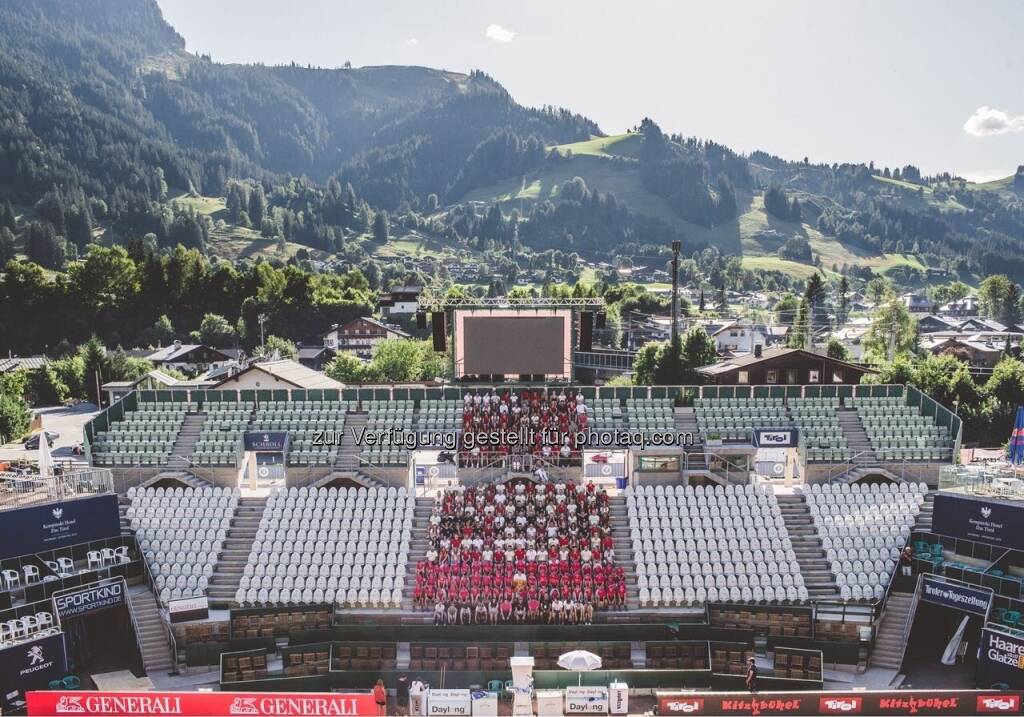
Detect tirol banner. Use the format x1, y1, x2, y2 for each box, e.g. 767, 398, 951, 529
932, 493, 1024, 551
920, 575, 993, 616
52, 577, 127, 621
754, 428, 799, 448
1, 633, 68, 712
26, 691, 379, 716
978, 627, 1024, 690
0, 494, 120, 560
243, 431, 289, 452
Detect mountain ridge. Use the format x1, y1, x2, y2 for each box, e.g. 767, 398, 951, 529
1, 0, 1023, 283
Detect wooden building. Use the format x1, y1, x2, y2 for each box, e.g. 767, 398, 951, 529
696, 347, 876, 386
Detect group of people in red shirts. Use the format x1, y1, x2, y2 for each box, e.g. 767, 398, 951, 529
413, 480, 626, 624
458, 389, 590, 467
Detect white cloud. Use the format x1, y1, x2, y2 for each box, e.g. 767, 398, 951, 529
405, 38, 418, 47
485, 24, 516, 43
963, 106, 1024, 137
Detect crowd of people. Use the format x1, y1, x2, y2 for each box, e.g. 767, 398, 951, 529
459, 389, 590, 467
413, 480, 625, 624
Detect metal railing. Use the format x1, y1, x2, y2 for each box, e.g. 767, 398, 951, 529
139, 547, 180, 675
939, 464, 1024, 499
0, 468, 114, 511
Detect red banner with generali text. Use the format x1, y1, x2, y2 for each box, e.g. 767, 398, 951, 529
26, 691, 378, 716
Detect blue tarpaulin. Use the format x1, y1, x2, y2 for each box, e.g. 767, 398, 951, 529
1008, 406, 1024, 465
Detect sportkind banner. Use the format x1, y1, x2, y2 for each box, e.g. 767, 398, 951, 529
977, 627, 1024, 690
932, 493, 1024, 551
53, 577, 127, 620
26, 691, 378, 716
920, 575, 992, 616
0, 494, 120, 560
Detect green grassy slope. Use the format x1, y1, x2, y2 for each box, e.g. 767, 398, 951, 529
463, 138, 930, 275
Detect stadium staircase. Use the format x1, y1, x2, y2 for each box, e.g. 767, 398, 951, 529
836, 408, 879, 464
868, 591, 914, 670
401, 496, 436, 620
168, 412, 206, 470
610, 495, 641, 610
914, 493, 934, 531
333, 412, 364, 472
675, 407, 707, 471
322, 412, 385, 488
776, 494, 839, 599
206, 496, 267, 608
127, 583, 174, 675
118, 500, 132, 534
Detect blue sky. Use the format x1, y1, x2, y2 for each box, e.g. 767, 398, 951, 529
157, 0, 1024, 181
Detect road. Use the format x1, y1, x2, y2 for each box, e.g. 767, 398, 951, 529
0, 402, 99, 465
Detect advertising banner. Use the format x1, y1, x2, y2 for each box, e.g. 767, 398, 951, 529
53, 578, 127, 621
1, 633, 68, 712
650, 690, 1024, 716
244, 431, 289, 452
0, 494, 120, 560
426, 689, 472, 716
754, 429, 799, 448
920, 575, 992, 616
978, 627, 1024, 690
564, 686, 609, 714
168, 594, 210, 623
26, 691, 378, 716
932, 493, 1024, 551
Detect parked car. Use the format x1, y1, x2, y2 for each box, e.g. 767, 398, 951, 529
24, 431, 59, 450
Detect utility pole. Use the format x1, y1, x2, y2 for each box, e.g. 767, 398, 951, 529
258, 313, 267, 354
670, 240, 681, 343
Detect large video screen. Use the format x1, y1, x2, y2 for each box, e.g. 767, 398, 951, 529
455, 309, 571, 377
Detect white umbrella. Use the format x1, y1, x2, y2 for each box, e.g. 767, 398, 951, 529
37, 433, 53, 479
557, 650, 602, 685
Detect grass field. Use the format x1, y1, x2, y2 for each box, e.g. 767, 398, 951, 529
869, 176, 968, 213
550, 133, 642, 159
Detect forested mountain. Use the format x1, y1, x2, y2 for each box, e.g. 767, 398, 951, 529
2, 0, 1024, 311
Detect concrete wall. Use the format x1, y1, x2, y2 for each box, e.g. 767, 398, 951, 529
803, 461, 946, 487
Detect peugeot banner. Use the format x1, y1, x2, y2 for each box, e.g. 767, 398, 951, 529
0, 494, 120, 560
932, 493, 1024, 551
920, 575, 992, 617
977, 627, 1024, 689
1, 632, 68, 712
52, 578, 127, 621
